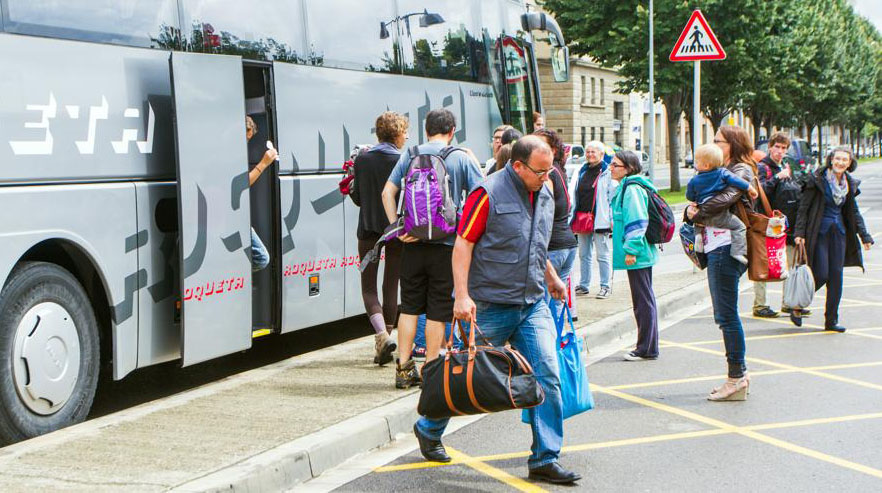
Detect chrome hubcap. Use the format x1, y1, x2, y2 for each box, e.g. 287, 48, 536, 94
12, 303, 81, 415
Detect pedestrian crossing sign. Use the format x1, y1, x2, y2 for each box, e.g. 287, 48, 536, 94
669, 10, 726, 62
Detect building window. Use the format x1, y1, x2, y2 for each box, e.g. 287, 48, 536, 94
580, 127, 586, 147
590, 127, 596, 141
702, 123, 708, 144
580, 76, 587, 104
590, 78, 596, 105
613, 101, 624, 121
600, 79, 605, 105
600, 127, 605, 143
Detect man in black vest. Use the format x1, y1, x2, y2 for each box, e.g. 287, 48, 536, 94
412, 136, 581, 484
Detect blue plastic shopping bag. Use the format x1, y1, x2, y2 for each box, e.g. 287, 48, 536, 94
522, 302, 594, 423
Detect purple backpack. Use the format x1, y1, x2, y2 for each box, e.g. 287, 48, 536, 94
399, 145, 460, 240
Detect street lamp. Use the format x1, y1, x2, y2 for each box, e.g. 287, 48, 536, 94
380, 9, 445, 39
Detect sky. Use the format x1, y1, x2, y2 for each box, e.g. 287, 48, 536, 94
849, 0, 882, 33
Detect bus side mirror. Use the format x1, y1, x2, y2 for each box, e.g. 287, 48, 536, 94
551, 45, 569, 82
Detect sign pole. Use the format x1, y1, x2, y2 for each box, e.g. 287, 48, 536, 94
648, 0, 655, 183
693, 60, 700, 159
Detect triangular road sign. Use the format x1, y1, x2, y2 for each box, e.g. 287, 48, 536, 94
669, 10, 726, 62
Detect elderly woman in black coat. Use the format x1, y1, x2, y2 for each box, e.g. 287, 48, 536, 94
793, 146, 874, 332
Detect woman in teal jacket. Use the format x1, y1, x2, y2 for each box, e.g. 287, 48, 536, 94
610, 151, 660, 361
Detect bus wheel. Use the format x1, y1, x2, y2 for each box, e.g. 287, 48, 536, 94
0, 262, 100, 444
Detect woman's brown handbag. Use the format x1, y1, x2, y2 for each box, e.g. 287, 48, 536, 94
736, 177, 789, 282
417, 320, 545, 420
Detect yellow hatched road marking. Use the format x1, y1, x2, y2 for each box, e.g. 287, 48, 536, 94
678, 329, 835, 346
376, 410, 882, 474
594, 385, 882, 480
606, 360, 882, 391
660, 340, 882, 392
446, 447, 547, 493
850, 331, 882, 341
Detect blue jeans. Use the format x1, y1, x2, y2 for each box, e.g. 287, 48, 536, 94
577, 232, 612, 290
414, 315, 459, 349
547, 247, 577, 313
250, 228, 270, 272
416, 300, 563, 468
706, 245, 748, 378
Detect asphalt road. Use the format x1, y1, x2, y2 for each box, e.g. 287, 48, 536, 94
332, 161, 882, 492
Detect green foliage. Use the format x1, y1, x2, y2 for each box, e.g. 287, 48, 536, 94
541, 0, 882, 173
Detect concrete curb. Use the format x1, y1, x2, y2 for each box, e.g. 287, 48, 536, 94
174, 277, 713, 492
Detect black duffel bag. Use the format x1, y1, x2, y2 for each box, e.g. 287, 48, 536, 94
417, 320, 545, 420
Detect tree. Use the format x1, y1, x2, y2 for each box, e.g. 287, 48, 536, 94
543, 0, 697, 190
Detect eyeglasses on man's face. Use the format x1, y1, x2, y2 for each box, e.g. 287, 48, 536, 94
519, 160, 552, 177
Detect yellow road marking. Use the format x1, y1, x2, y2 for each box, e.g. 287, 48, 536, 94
376, 410, 882, 474
850, 331, 882, 341
607, 361, 882, 391
679, 329, 835, 347
446, 447, 547, 493
594, 385, 882, 480
660, 340, 882, 392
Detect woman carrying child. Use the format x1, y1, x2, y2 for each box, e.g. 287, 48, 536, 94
686, 126, 756, 401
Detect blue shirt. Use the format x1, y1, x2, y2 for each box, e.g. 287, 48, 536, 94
387, 141, 483, 246
820, 179, 846, 235
686, 168, 751, 204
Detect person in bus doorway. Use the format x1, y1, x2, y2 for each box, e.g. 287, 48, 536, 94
793, 147, 874, 332
484, 124, 513, 175
381, 109, 483, 389
350, 111, 409, 366
534, 129, 577, 316
414, 136, 581, 484
609, 151, 660, 361
571, 140, 614, 299
245, 116, 277, 272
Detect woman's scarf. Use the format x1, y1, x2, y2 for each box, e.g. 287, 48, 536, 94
825, 168, 849, 206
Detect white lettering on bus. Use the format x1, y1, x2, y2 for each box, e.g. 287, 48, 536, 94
9, 93, 156, 156
8, 92, 57, 155
75, 96, 109, 155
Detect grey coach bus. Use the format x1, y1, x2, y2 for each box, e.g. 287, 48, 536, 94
0, 0, 568, 443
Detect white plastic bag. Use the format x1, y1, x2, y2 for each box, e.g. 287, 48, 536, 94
783, 245, 815, 310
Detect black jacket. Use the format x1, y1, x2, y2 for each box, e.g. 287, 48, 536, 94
794, 169, 873, 269
351, 148, 399, 240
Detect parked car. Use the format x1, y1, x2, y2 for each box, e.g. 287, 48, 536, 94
684, 151, 694, 168
756, 138, 816, 174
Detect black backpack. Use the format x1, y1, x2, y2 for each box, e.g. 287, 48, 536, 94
620, 181, 676, 245
772, 178, 802, 234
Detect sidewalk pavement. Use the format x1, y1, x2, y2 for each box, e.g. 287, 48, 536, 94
0, 269, 710, 493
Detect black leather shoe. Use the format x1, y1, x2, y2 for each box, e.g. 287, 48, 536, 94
528, 462, 582, 484
789, 312, 803, 327
825, 325, 846, 333
413, 424, 451, 462
753, 307, 779, 318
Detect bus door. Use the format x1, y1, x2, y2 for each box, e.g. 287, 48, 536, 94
169, 52, 252, 366
243, 61, 281, 335
492, 35, 537, 133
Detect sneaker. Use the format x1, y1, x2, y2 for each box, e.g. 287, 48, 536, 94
752, 306, 779, 318
395, 358, 421, 389
373, 333, 397, 366
595, 287, 611, 299
411, 345, 427, 362
623, 350, 657, 361
574, 286, 590, 296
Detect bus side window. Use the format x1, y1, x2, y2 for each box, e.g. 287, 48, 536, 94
179, 0, 305, 62
2, 0, 179, 49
